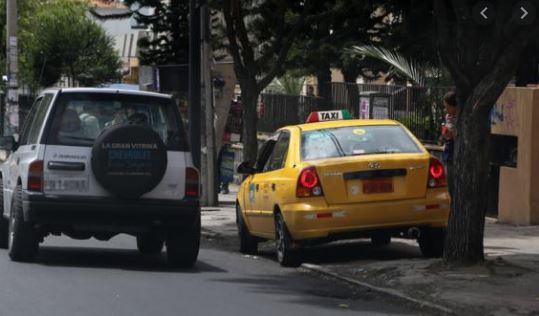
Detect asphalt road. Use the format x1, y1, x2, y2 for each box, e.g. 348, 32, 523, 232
0, 234, 425, 316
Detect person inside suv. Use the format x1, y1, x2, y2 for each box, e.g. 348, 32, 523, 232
57, 109, 83, 141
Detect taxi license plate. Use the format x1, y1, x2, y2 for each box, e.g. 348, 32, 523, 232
45, 177, 89, 193
363, 178, 393, 194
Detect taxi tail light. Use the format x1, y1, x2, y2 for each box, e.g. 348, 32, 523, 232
28, 160, 44, 192
296, 167, 324, 198
428, 157, 447, 188
185, 167, 200, 198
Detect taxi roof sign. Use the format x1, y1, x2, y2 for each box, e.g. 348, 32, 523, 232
306, 110, 353, 123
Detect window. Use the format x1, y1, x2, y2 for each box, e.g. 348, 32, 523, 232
25, 94, 54, 145
46, 93, 188, 151
19, 97, 42, 146
19, 94, 53, 146
301, 125, 422, 161
255, 140, 276, 173
263, 131, 290, 172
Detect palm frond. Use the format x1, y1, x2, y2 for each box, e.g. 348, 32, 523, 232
348, 45, 426, 86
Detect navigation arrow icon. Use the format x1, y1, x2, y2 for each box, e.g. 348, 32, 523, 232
513, 1, 535, 25
481, 7, 489, 19
521, 7, 529, 19
473, 2, 495, 25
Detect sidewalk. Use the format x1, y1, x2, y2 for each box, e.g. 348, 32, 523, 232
201, 192, 539, 315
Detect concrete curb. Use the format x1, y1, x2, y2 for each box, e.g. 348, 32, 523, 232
301, 263, 455, 315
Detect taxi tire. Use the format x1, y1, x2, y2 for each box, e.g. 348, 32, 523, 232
166, 217, 200, 268
418, 227, 445, 258
8, 185, 39, 262
236, 204, 258, 255
136, 233, 164, 255
371, 234, 391, 246
275, 212, 300, 267
0, 179, 9, 249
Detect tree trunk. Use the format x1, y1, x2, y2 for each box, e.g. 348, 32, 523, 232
444, 99, 492, 264
241, 89, 259, 164
343, 70, 360, 117
316, 66, 332, 110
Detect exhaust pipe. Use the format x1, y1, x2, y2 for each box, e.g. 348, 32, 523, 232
407, 227, 421, 239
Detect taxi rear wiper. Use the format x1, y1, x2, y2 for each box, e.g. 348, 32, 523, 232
325, 131, 345, 157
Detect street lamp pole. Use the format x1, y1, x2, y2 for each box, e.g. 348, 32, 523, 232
5, 0, 18, 136
188, 0, 201, 169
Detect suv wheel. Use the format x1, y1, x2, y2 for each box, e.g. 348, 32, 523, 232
8, 185, 39, 262
166, 217, 200, 268
418, 227, 445, 258
275, 212, 300, 267
136, 233, 164, 255
236, 204, 258, 255
0, 179, 9, 249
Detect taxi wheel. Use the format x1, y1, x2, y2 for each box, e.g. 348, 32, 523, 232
236, 204, 258, 255
371, 234, 391, 246
136, 233, 164, 255
418, 227, 445, 258
166, 217, 200, 268
275, 212, 300, 267
8, 185, 39, 262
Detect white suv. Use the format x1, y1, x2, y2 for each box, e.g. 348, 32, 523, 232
0, 88, 200, 267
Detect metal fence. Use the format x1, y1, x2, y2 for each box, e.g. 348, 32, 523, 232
258, 83, 453, 143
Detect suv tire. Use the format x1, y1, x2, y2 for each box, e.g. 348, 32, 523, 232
236, 204, 258, 255
418, 227, 445, 258
0, 179, 9, 249
166, 217, 200, 268
8, 185, 39, 262
91, 124, 168, 198
136, 233, 164, 255
275, 212, 300, 267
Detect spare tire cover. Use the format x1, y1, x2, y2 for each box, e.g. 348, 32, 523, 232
91, 124, 168, 198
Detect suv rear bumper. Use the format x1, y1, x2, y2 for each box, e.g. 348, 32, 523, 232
22, 192, 199, 230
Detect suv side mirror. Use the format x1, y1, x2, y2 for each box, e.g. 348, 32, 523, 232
0, 136, 17, 152
237, 161, 256, 175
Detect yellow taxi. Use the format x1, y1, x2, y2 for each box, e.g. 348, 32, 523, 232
236, 110, 450, 266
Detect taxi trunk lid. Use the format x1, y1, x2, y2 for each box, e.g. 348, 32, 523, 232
312, 154, 430, 205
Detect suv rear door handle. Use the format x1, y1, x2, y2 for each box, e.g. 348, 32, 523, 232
48, 161, 85, 171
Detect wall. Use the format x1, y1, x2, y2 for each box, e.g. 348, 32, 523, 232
492, 87, 539, 225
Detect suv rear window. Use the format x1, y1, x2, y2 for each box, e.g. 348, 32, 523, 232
301, 125, 422, 161
46, 92, 188, 150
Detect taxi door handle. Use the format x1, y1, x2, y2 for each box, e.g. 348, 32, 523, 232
271, 183, 276, 191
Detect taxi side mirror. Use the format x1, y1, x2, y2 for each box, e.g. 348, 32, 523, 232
237, 161, 256, 175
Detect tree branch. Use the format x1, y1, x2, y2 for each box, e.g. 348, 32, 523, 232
257, 0, 311, 92
434, 0, 471, 94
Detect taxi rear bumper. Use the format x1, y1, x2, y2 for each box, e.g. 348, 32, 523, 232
281, 189, 449, 240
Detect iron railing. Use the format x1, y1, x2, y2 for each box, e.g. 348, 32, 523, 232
258, 83, 453, 143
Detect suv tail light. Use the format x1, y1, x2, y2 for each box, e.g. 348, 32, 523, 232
28, 160, 44, 192
185, 167, 199, 198
428, 157, 447, 188
296, 167, 324, 198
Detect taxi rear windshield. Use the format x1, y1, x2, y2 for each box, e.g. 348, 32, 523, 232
46, 92, 188, 150
301, 125, 422, 161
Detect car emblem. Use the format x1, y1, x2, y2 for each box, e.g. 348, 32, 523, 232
368, 162, 382, 169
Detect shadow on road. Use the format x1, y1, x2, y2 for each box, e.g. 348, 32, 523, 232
247, 239, 423, 266
35, 246, 227, 273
